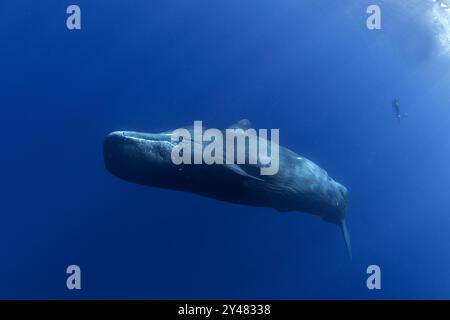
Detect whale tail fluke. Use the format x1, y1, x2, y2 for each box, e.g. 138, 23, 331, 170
340, 219, 352, 260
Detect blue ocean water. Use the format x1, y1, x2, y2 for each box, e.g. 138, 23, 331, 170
1, 0, 450, 299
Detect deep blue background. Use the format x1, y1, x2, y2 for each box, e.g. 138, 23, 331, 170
1, 0, 450, 298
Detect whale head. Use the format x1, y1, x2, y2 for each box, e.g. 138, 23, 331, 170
103, 131, 181, 188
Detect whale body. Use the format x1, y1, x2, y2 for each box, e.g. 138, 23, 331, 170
103, 119, 351, 258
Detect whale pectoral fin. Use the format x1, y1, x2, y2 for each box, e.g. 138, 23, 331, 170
339, 219, 352, 260
226, 164, 264, 181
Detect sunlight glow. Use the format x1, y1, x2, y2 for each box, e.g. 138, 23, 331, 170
430, 0, 450, 54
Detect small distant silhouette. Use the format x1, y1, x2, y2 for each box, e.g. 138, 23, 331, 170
392, 99, 408, 121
